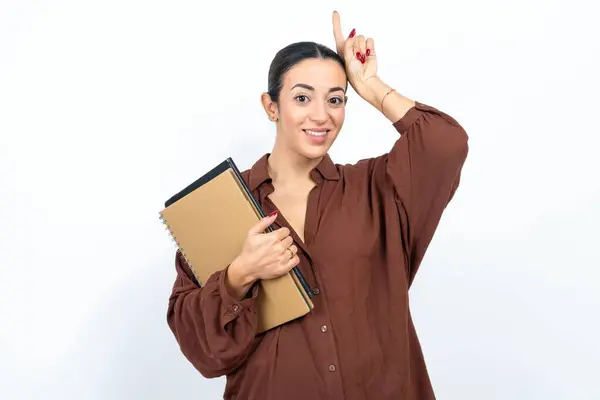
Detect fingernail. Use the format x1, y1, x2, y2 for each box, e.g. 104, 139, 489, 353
349, 28, 356, 38
356, 51, 361, 59
359, 54, 366, 63
366, 49, 371, 57
268, 210, 278, 217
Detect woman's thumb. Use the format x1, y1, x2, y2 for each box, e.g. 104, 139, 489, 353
248, 210, 278, 235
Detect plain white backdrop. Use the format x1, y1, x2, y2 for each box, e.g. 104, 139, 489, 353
1, 0, 599, 399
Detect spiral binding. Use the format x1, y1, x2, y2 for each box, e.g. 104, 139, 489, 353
159, 212, 195, 276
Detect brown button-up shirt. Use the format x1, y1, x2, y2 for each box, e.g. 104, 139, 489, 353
167, 102, 469, 399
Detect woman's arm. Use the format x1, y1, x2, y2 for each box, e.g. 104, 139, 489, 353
167, 251, 260, 378
332, 13, 469, 282
383, 101, 469, 283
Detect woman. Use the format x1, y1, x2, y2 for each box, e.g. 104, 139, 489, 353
167, 11, 468, 400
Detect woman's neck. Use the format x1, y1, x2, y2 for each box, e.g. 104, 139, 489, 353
267, 146, 321, 189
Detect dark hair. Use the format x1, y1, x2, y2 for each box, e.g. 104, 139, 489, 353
267, 41, 346, 103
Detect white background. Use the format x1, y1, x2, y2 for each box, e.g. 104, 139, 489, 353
1, 0, 599, 399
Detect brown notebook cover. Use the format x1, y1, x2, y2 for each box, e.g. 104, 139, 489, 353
159, 158, 314, 333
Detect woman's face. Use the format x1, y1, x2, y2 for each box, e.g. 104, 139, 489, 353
271, 58, 347, 160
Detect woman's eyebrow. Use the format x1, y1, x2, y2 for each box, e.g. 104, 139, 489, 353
290, 83, 346, 93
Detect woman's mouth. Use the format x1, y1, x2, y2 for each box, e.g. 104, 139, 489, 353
303, 129, 329, 144
303, 129, 328, 137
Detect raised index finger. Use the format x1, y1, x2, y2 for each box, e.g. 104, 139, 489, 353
332, 10, 345, 53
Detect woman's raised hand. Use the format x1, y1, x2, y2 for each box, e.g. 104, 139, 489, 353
332, 10, 379, 101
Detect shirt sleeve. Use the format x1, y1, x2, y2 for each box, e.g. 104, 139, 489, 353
385, 102, 469, 283
166, 250, 261, 378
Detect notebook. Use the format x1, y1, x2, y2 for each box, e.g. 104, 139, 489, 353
159, 158, 314, 333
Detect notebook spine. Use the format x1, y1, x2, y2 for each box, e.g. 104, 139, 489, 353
159, 212, 195, 276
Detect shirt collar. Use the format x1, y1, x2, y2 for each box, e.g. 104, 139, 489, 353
248, 153, 340, 191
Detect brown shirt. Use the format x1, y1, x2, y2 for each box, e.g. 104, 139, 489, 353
167, 102, 469, 400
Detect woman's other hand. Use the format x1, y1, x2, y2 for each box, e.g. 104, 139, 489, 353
225, 212, 299, 299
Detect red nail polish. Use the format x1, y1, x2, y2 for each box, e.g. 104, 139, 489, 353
349, 28, 356, 38
356, 51, 361, 59
366, 49, 371, 57
359, 54, 365, 63
268, 210, 278, 217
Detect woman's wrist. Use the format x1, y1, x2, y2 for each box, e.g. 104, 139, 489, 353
225, 255, 257, 300
363, 76, 391, 106
363, 76, 416, 122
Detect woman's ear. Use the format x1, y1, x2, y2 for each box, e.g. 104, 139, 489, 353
261, 92, 278, 122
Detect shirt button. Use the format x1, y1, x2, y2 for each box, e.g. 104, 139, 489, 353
313, 288, 320, 295
321, 325, 328, 333
232, 304, 240, 312
328, 364, 336, 372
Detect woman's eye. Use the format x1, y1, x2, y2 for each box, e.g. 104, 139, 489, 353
295, 95, 308, 102
330, 97, 343, 105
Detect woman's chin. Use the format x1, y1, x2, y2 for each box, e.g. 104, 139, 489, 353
296, 135, 336, 159
297, 145, 331, 160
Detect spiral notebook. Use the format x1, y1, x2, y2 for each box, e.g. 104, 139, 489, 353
159, 158, 314, 333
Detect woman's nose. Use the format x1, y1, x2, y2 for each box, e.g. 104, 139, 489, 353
309, 101, 328, 122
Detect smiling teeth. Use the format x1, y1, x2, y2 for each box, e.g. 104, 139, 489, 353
306, 130, 327, 137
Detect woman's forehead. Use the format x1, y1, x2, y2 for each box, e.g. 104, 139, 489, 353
282, 58, 347, 90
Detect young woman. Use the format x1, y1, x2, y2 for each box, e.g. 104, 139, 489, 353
167, 11, 469, 400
